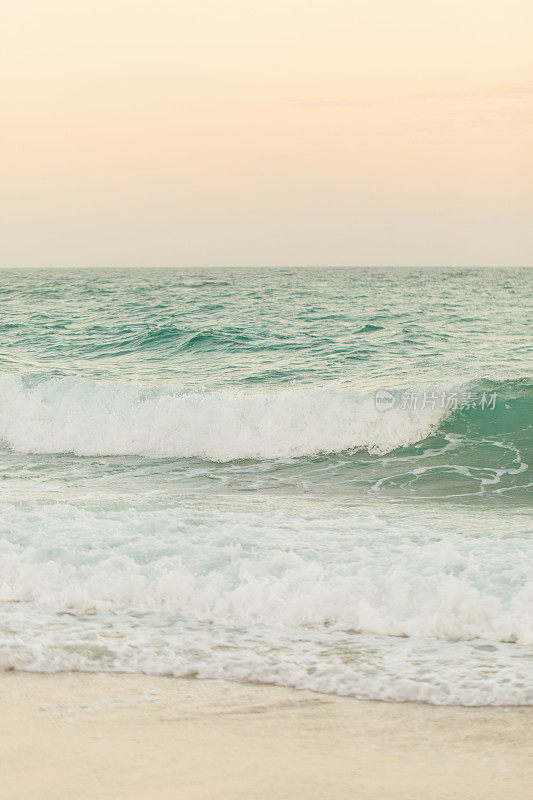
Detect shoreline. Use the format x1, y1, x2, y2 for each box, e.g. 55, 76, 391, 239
1, 672, 531, 799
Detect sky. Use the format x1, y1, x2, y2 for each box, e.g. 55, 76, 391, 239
1, 0, 532, 267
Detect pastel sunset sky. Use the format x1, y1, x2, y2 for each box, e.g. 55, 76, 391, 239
2, 0, 532, 267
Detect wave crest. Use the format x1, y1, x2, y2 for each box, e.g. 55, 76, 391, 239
0, 373, 530, 462
0, 373, 447, 460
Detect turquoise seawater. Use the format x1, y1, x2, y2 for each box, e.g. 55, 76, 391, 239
0, 268, 531, 704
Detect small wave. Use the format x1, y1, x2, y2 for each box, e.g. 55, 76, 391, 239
181, 330, 252, 351
180, 279, 231, 288
355, 324, 384, 333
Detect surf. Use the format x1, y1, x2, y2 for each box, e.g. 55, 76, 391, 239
0, 372, 529, 463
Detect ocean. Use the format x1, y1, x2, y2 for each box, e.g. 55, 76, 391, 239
0, 267, 531, 705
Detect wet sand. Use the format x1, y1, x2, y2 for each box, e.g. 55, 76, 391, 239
1, 672, 531, 800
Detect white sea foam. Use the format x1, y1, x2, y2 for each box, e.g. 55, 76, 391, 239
1, 502, 530, 644
0, 498, 531, 704
0, 373, 446, 460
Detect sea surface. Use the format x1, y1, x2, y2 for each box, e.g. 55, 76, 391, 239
0, 267, 531, 705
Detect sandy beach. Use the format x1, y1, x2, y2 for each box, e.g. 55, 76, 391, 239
1, 673, 531, 800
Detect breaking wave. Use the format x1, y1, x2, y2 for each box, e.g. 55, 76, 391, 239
0, 499, 531, 704
0, 373, 529, 463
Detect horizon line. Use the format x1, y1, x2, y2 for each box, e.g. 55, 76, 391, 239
1, 264, 531, 271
